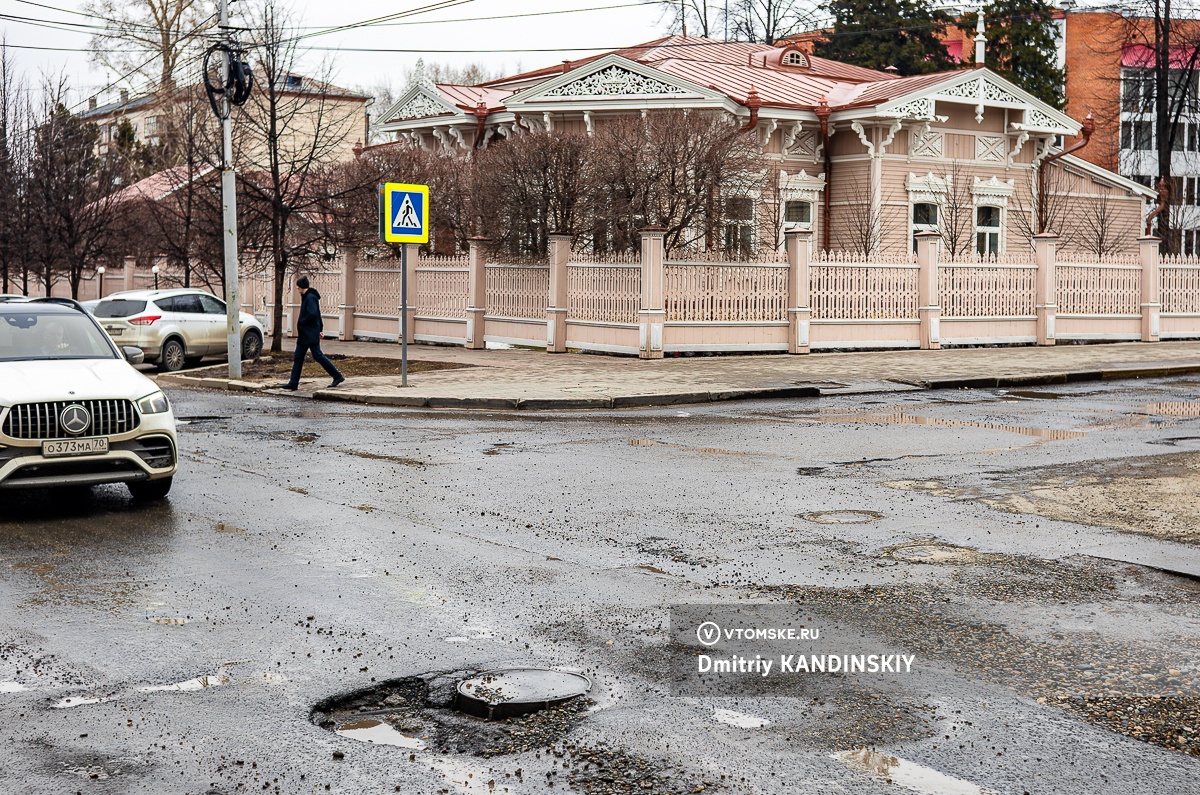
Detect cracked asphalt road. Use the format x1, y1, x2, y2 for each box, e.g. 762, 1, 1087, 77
2, 378, 1199, 794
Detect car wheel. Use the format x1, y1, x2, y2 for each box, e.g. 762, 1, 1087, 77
158, 339, 186, 372
128, 477, 172, 501
241, 329, 263, 361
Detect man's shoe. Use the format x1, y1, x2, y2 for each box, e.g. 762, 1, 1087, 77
330, 376, 345, 388
278, 383, 299, 391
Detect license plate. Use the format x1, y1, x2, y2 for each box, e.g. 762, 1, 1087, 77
42, 438, 109, 457
105, 326, 123, 336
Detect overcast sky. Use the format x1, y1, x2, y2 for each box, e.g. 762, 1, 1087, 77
1, 0, 678, 103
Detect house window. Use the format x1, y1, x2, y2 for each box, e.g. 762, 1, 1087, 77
145, 116, 158, 136
1121, 68, 1155, 113
784, 200, 811, 226
724, 197, 755, 257
976, 205, 1002, 256
912, 202, 938, 252
781, 50, 809, 67
1120, 121, 1153, 151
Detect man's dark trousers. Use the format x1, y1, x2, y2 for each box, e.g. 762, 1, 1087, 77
287, 287, 343, 388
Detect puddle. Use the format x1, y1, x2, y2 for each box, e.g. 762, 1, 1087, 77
833, 748, 994, 795
1139, 401, 1200, 418
804, 408, 1086, 442
147, 616, 189, 626
885, 542, 983, 564
1153, 436, 1200, 449
800, 510, 883, 524
444, 626, 493, 643
0, 681, 28, 693
53, 695, 112, 708
712, 708, 770, 728
1005, 390, 1068, 400
138, 673, 230, 692
335, 718, 425, 749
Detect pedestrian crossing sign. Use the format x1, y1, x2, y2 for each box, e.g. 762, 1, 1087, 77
380, 182, 429, 244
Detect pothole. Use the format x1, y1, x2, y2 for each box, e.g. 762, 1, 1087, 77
884, 542, 981, 564
312, 670, 594, 757
800, 510, 883, 524
832, 748, 992, 795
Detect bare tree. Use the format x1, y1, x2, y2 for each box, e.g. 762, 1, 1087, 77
0, 40, 20, 293
1010, 163, 1071, 252
723, 0, 820, 44
85, 0, 213, 90
588, 110, 763, 254
235, 0, 371, 353
832, 173, 901, 255
932, 161, 975, 260
642, 1, 718, 37
1092, 5, 1200, 251
1066, 185, 1139, 257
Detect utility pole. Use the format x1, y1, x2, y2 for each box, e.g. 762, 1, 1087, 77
219, 0, 241, 378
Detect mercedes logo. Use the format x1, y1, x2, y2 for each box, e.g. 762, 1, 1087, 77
59, 404, 91, 436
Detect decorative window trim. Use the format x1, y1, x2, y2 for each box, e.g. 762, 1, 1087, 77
971, 175, 1016, 208
906, 171, 950, 205
974, 203, 1005, 256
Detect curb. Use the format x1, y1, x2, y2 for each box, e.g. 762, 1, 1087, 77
161, 361, 1200, 411
921, 362, 1200, 390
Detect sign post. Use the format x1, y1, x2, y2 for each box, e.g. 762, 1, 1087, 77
379, 182, 430, 387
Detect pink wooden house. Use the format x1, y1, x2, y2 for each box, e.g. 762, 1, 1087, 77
374, 36, 1153, 258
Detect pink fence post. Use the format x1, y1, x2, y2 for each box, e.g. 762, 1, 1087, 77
401, 244, 418, 345
547, 233, 571, 352
466, 237, 491, 350
638, 227, 666, 359
786, 229, 812, 354
340, 247, 358, 341
915, 231, 941, 350
122, 256, 136, 292
1034, 233, 1058, 346
1140, 235, 1161, 342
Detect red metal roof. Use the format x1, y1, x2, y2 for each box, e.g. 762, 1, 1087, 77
413, 36, 970, 118
437, 84, 512, 112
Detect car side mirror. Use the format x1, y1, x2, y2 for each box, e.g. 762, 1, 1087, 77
122, 346, 145, 365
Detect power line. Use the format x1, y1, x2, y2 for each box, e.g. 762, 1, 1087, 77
284, 2, 651, 31
289, 0, 478, 42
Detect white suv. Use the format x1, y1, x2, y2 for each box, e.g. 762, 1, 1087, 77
0, 298, 178, 499
94, 288, 264, 372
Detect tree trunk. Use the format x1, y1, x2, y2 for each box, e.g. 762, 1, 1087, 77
1156, 0, 1176, 250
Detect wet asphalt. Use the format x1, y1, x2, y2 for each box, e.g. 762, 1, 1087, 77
2, 377, 1200, 794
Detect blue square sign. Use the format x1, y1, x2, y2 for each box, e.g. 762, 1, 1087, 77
381, 182, 429, 244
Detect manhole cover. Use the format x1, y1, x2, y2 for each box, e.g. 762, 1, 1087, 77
886, 542, 977, 563
456, 668, 591, 719
799, 510, 882, 524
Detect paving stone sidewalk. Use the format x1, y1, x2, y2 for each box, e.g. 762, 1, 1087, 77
156, 339, 1200, 409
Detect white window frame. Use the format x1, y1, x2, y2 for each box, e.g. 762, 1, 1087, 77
975, 205, 1003, 257
778, 169, 825, 248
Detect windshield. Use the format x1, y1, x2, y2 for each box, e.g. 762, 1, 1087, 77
94, 299, 147, 318
0, 311, 118, 362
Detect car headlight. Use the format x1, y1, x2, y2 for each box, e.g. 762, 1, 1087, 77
137, 391, 170, 415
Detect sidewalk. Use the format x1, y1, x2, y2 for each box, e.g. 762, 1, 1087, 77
157, 339, 1200, 410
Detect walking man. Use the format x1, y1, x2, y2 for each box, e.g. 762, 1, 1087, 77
282, 276, 345, 390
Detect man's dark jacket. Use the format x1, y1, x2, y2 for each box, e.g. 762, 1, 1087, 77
297, 288, 324, 344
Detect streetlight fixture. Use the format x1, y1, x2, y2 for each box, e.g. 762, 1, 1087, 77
152, 264, 160, 290
96, 266, 105, 299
